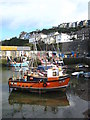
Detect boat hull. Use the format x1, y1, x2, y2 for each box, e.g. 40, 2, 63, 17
8, 76, 70, 93
8, 61, 29, 67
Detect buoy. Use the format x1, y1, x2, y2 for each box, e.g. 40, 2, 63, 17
43, 82, 47, 87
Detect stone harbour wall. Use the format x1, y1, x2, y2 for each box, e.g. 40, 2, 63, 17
62, 39, 90, 56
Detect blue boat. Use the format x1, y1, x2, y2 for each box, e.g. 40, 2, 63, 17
7, 56, 29, 67
8, 61, 29, 67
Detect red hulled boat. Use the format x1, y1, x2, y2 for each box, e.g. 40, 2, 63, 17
8, 65, 70, 93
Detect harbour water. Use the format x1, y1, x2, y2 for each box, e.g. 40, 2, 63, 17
0, 66, 90, 119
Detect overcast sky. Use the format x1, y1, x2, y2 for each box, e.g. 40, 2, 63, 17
0, 0, 89, 40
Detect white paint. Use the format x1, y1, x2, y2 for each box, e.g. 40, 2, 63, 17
6, 51, 11, 57
47, 69, 53, 77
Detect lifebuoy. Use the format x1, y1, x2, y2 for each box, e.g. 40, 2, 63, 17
43, 82, 47, 87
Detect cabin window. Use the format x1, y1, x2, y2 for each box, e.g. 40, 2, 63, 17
53, 72, 56, 76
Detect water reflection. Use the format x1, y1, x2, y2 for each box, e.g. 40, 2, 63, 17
8, 91, 69, 116
8, 90, 69, 106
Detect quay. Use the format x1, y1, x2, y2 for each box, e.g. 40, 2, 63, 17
0, 46, 90, 66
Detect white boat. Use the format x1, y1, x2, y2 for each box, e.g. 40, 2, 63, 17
72, 71, 84, 76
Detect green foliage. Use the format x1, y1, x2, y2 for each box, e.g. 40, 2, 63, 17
40, 27, 80, 35
2, 37, 29, 46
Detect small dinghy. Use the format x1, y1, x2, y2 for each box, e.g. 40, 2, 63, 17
72, 71, 84, 76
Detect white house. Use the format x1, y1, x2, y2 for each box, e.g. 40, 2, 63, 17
29, 33, 39, 43
69, 22, 72, 28
45, 32, 71, 44
29, 37, 35, 43
72, 22, 76, 28
61, 33, 71, 43
29, 33, 47, 43
55, 33, 71, 43
29, 31, 72, 44
19, 32, 27, 39
45, 36, 55, 44
83, 20, 88, 26
40, 33, 47, 42
29, 33, 35, 43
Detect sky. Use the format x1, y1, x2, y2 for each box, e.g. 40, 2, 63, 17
0, 0, 89, 40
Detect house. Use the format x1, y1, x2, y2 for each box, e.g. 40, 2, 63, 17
78, 21, 84, 27
45, 36, 55, 44
83, 20, 88, 27
60, 33, 71, 43
19, 31, 27, 39
63, 23, 67, 28
29, 33, 47, 43
29, 33, 35, 43
55, 32, 71, 43
76, 28, 90, 40
87, 20, 90, 26
66, 23, 69, 28
68, 22, 72, 28
72, 22, 78, 28
58, 23, 65, 28
70, 34, 77, 40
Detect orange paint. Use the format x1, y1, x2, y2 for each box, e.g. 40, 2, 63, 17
9, 77, 70, 91
48, 77, 59, 81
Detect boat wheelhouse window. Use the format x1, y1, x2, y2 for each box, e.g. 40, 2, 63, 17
53, 72, 57, 76
37, 65, 52, 71
53, 70, 59, 76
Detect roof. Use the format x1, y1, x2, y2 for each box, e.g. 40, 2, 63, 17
37, 65, 52, 71
54, 32, 59, 36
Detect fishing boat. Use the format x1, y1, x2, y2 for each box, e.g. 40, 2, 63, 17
8, 64, 70, 93
72, 71, 84, 76
8, 33, 70, 93
9, 61, 29, 67
38, 51, 67, 70
15, 66, 29, 72
72, 71, 90, 78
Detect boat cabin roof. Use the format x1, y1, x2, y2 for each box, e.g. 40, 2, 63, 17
37, 65, 52, 71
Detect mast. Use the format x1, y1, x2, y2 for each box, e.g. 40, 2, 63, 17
31, 32, 37, 68
45, 35, 48, 71
55, 32, 60, 60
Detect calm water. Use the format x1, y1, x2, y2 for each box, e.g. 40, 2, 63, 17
0, 66, 90, 119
